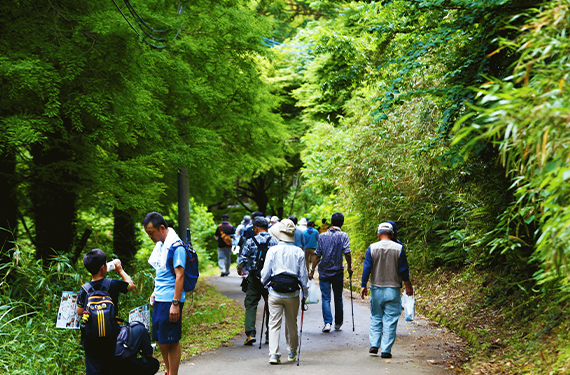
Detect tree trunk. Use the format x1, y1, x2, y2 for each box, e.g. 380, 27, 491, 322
30, 132, 77, 262
0, 151, 18, 271
178, 166, 190, 241
113, 208, 139, 270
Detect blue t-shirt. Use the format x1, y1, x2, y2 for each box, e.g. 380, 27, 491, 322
154, 245, 186, 303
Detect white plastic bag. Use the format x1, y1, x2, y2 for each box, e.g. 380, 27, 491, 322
306, 280, 320, 304
402, 288, 415, 321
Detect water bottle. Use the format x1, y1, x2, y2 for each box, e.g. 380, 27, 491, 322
106, 261, 115, 271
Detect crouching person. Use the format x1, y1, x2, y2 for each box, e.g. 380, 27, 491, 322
115, 322, 159, 375
261, 219, 308, 364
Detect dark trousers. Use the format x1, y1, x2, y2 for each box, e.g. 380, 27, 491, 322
84, 336, 116, 375
115, 356, 160, 375
244, 275, 269, 336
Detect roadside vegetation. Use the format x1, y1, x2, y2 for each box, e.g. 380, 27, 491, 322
2, 1, 570, 374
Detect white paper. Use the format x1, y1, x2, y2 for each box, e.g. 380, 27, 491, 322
55, 291, 81, 329
129, 304, 151, 331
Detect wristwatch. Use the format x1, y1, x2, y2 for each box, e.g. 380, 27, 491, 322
172, 299, 179, 306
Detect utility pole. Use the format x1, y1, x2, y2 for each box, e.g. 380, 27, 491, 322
178, 166, 190, 240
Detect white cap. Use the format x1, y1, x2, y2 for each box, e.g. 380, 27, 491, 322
378, 222, 394, 234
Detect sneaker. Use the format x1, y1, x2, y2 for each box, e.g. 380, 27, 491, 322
334, 323, 343, 331
369, 347, 379, 355
322, 323, 332, 332
244, 335, 256, 345
381, 352, 392, 358
269, 354, 281, 364
288, 352, 297, 362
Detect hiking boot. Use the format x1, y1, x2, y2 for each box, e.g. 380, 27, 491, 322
381, 352, 392, 358
244, 335, 256, 345
369, 347, 379, 355
269, 354, 281, 364
322, 323, 331, 332
334, 323, 343, 331
288, 352, 297, 362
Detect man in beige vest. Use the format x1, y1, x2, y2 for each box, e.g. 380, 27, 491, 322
360, 222, 413, 358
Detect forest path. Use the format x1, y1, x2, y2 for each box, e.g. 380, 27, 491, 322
175, 270, 461, 375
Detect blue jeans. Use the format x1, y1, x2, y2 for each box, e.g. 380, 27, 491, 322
319, 273, 344, 325
369, 286, 401, 353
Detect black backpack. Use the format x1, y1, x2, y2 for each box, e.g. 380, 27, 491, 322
81, 278, 120, 339
250, 235, 272, 276
115, 321, 147, 360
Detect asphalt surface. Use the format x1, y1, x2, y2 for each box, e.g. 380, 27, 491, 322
175, 270, 457, 375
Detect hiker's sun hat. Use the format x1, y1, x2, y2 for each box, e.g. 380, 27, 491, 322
269, 219, 296, 242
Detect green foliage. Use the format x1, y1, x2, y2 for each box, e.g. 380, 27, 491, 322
189, 199, 217, 267
0, 0, 290, 260
0, 244, 154, 374
453, 0, 570, 283
281, 0, 539, 274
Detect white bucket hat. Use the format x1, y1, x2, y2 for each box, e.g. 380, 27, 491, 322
269, 219, 296, 242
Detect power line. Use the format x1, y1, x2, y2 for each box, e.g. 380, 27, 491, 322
111, 0, 183, 49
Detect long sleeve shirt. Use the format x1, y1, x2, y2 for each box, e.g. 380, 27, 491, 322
260, 242, 309, 298
361, 239, 409, 288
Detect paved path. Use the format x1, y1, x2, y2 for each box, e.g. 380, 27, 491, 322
176, 271, 459, 375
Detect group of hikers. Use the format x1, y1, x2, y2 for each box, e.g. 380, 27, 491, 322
216, 211, 413, 364
75, 210, 412, 375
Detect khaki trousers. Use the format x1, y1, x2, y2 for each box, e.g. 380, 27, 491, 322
268, 294, 300, 357
304, 248, 316, 272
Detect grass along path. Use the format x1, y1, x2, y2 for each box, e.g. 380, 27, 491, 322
154, 275, 245, 369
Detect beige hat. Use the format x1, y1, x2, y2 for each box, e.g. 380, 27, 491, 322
269, 219, 296, 242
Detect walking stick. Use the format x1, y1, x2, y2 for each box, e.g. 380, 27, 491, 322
259, 297, 267, 349
298, 295, 308, 366
350, 273, 354, 332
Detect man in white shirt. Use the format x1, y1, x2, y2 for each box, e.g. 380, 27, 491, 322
261, 219, 308, 365
143, 212, 186, 375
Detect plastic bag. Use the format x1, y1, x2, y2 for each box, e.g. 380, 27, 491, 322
402, 288, 415, 321
306, 280, 320, 304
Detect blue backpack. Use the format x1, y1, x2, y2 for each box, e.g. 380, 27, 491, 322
166, 230, 199, 292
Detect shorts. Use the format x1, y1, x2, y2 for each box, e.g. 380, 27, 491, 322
152, 301, 184, 344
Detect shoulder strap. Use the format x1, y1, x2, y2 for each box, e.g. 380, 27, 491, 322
82, 282, 93, 294
171, 240, 185, 249
251, 236, 260, 247
101, 278, 112, 292
264, 236, 272, 245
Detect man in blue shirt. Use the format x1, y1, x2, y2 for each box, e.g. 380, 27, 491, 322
360, 222, 413, 359
287, 216, 306, 251
309, 212, 352, 332
143, 212, 186, 375
303, 220, 319, 272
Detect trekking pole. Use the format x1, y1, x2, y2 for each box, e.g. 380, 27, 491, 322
259, 297, 267, 349
298, 300, 307, 366
350, 273, 354, 332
